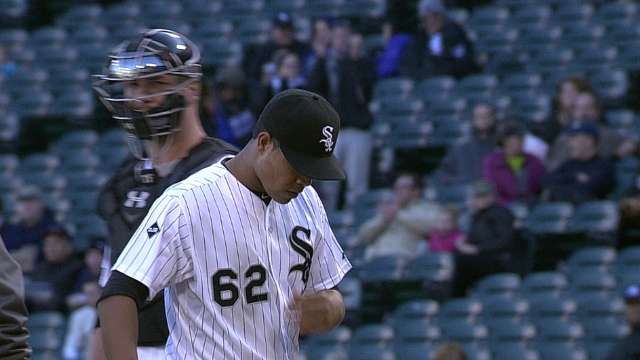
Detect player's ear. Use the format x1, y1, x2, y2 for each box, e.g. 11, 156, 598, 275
255, 132, 275, 154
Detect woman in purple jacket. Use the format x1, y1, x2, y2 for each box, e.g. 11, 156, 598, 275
483, 122, 547, 205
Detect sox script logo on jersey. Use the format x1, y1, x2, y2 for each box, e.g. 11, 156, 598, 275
112, 158, 351, 360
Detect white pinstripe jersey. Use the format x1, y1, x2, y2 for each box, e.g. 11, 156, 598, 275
112, 157, 352, 360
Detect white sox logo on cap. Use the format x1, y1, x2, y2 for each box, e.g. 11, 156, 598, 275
319, 126, 334, 152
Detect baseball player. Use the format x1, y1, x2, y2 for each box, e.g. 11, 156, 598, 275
89, 29, 236, 359
98, 89, 351, 359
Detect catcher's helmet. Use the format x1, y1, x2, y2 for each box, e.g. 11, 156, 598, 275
93, 29, 202, 140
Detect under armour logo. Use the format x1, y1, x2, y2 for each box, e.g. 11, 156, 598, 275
124, 191, 150, 208
319, 126, 334, 153
289, 226, 313, 285
147, 222, 160, 238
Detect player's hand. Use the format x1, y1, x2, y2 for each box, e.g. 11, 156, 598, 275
292, 290, 345, 336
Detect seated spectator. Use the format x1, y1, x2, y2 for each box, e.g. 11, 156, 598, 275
202, 67, 256, 148
538, 76, 593, 143
543, 123, 615, 203
376, 18, 413, 78
428, 207, 464, 253
453, 181, 515, 297
252, 50, 307, 114
63, 281, 100, 360
434, 103, 495, 184
309, 20, 376, 209
1, 186, 60, 272
27, 228, 83, 313
400, 0, 479, 79
547, 91, 637, 170
357, 173, 441, 260
605, 284, 640, 359
244, 12, 310, 82
483, 122, 547, 205
66, 242, 103, 310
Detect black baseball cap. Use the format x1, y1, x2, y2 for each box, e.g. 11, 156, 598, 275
255, 89, 345, 181
273, 12, 294, 29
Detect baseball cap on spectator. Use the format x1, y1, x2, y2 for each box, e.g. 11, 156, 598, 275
472, 180, 495, 197
624, 284, 640, 303
273, 12, 294, 29
17, 186, 42, 201
565, 122, 599, 141
44, 226, 71, 240
418, 0, 446, 15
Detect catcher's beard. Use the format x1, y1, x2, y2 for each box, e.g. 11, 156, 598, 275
126, 130, 179, 165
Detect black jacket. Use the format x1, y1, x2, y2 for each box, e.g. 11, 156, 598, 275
0, 238, 30, 359
543, 156, 615, 203
606, 327, 640, 360
244, 40, 310, 81
308, 55, 376, 130
468, 204, 515, 255
400, 19, 479, 79
97, 138, 237, 346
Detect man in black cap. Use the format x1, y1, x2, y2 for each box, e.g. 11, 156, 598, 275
543, 122, 615, 203
97, 89, 351, 359
606, 284, 640, 359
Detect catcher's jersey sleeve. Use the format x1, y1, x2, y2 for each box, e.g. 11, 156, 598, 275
112, 191, 193, 300
305, 192, 351, 294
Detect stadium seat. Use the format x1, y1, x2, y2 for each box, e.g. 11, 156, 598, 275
236, 18, 272, 44
349, 347, 395, 360
481, 297, 529, 321
468, 5, 510, 28
524, 202, 573, 234
492, 345, 539, 360
535, 319, 584, 343
0, 28, 28, 48
305, 343, 347, 360
522, 272, 568, 298
511, 93, 551, 123
392, 300, 439, 322
592, 68, 628, 102
49, 92, 95, 119
439, 298, 483, 323
619, 46, 640, 70
502, 73, 543, 94
431, 183, 471, 206
0, 154, 18, 175
19, 153, 60, 175
27, 311, 65, 330
415, 76, 455, 102
430, 121, 470, 146
576, 294, 624, 322
534, 342, 587, 360
487, 319, 536, 343
404, 252, 454, 282
555, 3, 593, 25
307, 326, 351, 347
25, 174, 67, 196
371, 98, 424, 117
373, 78, 414, 100
607, 23, 640, 48
200, 38, 242, 67
582, 319, 629, 360
357, 255, 407, 282
569, 271, 617, 297
394, 319, 441, 344
52, 130, 99, 152
596, 2, 638, 26
440, 320, 489, 346
528, 295, 576, 321
0, 112, 19, 143
616, 246, 640, 272
606, 109, 636, 129
568, 201, 618, 233
394, 341, 434, 360
30, 26, 67, 47
474, 273, 521, 298
565, 246, 616, 272
350, 324, 394, 348
56, 4, 103, 30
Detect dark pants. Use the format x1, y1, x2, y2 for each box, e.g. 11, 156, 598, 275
453, 252, 507, 297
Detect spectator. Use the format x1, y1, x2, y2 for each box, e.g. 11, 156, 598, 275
376, 18, 414, 78
252, 50, 307, 114
433, 342, 468, 360
63, 281, 100, 360
544, 123, 615, 202
304, 17, 334, 77
357, 173, 441, 260
1, 186, 60, 272
309, 21, 376, 209
202, 66, 256, 148
0, 46, 17, 78
483, 122, 547, 205
453, 181, 515, 296
66, 243, 103, 310
28, 228, 83, 313
434, 103, 495, 184
0, 236, 30, 360
546, 91, 636, 170
244, 12, 310, 82
543, 122, 615, 203
605, 284, 640, 359
539, 76, 593, 143
400, 0, 479, 79
428, 206, 465, 253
